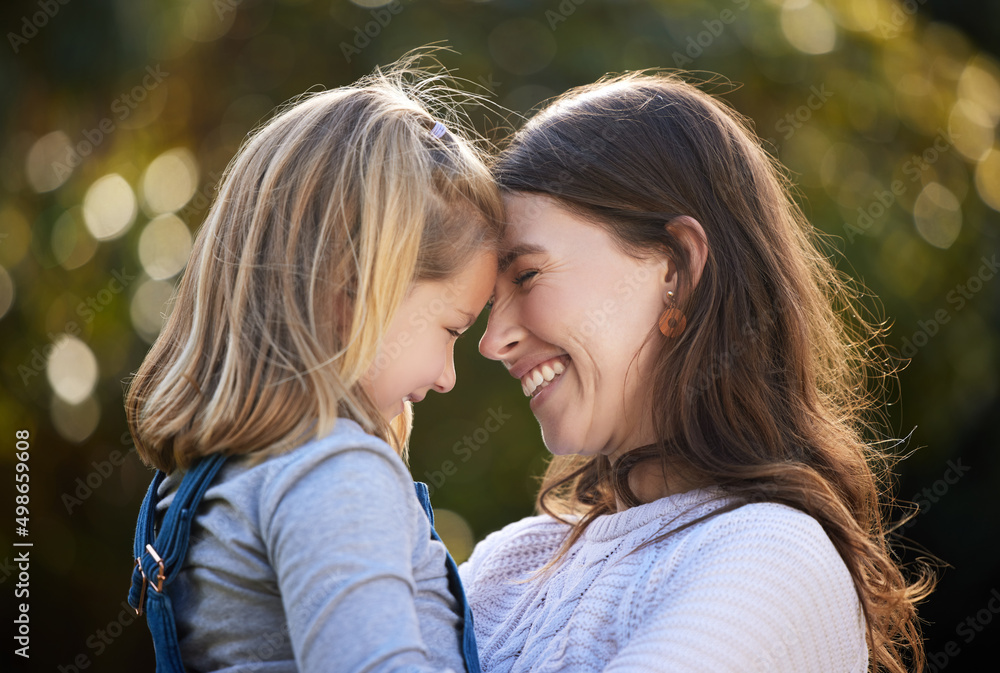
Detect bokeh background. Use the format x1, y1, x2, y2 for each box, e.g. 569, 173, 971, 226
2, 0, 999, 670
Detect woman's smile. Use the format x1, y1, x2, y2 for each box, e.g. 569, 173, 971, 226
515, 354, 569, 398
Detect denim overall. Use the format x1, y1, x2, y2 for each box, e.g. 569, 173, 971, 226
127, 455, 481, 673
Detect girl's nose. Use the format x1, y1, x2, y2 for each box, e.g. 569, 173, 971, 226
433, 347, 457, 393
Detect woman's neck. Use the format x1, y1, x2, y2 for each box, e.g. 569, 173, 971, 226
611, 455, 706, 512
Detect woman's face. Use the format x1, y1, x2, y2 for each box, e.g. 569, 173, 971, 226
367, 251, 497, 421
479, 194, 671, 461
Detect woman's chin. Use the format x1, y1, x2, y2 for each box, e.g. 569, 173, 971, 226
540, 427, 591, 457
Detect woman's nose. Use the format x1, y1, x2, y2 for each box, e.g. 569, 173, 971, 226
478, 298, 521, 362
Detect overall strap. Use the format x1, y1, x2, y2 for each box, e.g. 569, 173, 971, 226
413, 482, 482, 673
128, 454, 228, 614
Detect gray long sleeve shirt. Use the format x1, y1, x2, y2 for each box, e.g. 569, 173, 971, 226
155, 418, 465, 673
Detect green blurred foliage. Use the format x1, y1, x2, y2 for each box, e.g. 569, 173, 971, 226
1, 0, 998, 670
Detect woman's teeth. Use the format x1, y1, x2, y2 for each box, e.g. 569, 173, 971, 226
521, 360, 566, 397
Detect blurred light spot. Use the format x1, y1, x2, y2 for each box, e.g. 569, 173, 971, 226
975, 147, 1000, 211
913, 183, 962, 249
51, 208, 98, 270
488, 19, 557, 76
51, 394, 100, 443
46, 335, 99, 404
829, 0, 878, 32
949, 100, 994, 162
183, 0, 235, 42
0, 265, 14, 320
26, 131, 73, 193
139, 214, 192, 280
959, 57, 1000, 125
141, 148, 199, 215
131, 278, 176, 343
780, 1, 837, 55
433, 509, 474, 564
83, 174, 137, 241
0, 206, 31, 267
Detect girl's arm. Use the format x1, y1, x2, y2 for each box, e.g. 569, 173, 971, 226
263, 444, 459, 673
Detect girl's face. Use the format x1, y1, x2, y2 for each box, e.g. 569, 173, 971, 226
367, 251, 497, 421
479, 194, 671, 461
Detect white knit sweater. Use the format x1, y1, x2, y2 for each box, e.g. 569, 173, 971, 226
458, 487, 868, 673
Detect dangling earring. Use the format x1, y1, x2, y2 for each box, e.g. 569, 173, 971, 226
658, 290, 686, 337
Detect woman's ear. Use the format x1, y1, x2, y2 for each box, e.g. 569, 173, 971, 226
665, 216, 709, 292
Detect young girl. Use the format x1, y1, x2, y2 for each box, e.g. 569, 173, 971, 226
125, 57, 502, 673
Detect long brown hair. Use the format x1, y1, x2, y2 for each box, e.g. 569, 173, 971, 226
126, 53, 503, 473
494, 72, 933, 673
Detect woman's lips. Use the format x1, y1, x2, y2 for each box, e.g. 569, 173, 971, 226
528, 359, 568, 408
520, 355, 569, 397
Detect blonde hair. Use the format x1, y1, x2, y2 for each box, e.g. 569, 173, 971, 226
126, 53, 503, 473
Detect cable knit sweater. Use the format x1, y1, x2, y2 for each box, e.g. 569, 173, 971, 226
459, 487, 868, 673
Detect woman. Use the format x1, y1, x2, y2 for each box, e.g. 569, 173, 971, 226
461, 72, 932, 673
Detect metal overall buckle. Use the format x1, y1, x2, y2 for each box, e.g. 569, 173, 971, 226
132, 543, 166, 616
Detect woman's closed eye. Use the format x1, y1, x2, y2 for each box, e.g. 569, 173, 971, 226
513, 270, 538, 286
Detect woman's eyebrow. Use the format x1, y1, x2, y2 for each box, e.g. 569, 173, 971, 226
498, 243, 546, 274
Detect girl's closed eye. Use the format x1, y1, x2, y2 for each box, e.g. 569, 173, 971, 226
513, 269, 538, 286
447, 328, 462, 338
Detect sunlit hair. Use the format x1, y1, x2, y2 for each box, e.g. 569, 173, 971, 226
126, 52, 503, 473
494, 71, 934, 673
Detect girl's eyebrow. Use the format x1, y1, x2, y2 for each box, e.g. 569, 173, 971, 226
498, 242, 546, 274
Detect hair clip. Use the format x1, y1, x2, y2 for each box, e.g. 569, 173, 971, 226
430, 121, 447, 138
